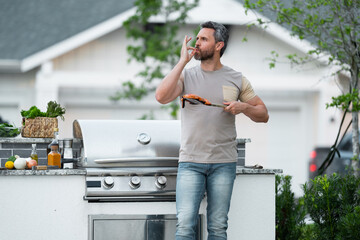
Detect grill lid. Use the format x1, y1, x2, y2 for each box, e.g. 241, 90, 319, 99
73, 120, 181, 168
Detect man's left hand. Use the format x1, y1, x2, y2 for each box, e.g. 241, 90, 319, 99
223, 97, 269, 123
223, 101, 247, 115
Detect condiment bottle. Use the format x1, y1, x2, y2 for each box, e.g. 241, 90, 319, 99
48, 144, 61, 168
30, 144, 38, 163
47, 128, 59, 155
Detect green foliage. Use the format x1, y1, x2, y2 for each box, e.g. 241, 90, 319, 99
110, 0, 199, 118
299, 224, 316, 240
268, 50, 279, 69
302, 173, 360, 240
338, 206, 360, 240
276, 175, 306, 240
244, 0, 360, 71
21, 101, 66, 120
276, 173, 360, 240
7, 155, 16, 162
0, 123, 20, 137
326, 88, 360, 112
46, 101, 66, 120
21, 106, 46, 119
243, 0, 360, 173
244, 0, 360, 65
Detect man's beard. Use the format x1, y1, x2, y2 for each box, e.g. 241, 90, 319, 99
194, 48, 215, 61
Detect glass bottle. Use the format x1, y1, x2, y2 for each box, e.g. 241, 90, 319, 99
48, 144, 61, 168
30, 144, 38, 163
47, 128, 59, 155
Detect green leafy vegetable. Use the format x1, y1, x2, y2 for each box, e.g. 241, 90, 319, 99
46, 101, 66, 120
20, 101, 66, 120
0, 123, 20, 137
7, 156, 16, 162
21, 106, 46, 119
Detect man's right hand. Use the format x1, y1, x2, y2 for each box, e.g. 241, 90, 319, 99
156, 36, 194, 104
180, 35, 196, 65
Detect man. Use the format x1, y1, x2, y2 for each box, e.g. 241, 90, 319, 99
155, 21, 269, 240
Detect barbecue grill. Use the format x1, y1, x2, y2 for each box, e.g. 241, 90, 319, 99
73, 120, 180, 202
73, 119, 248, 202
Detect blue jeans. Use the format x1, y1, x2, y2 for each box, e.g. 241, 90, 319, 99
175, 162, 237, 240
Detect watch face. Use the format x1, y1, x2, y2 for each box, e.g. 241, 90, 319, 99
137, 132, 151, 145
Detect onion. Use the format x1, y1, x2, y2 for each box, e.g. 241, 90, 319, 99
27, 159, 38, 169
14, 158, 27, 170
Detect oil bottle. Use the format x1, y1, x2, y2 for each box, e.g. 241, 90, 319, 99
30, 144, 38, 163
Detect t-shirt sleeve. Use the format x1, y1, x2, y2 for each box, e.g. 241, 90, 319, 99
239, 76, 256, 102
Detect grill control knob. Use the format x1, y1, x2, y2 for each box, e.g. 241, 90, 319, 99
129, 176, 141, 189
103, 177, 114, 189
155, 176, 167, 189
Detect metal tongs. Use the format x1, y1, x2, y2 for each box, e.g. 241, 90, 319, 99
181, 94, 226, 108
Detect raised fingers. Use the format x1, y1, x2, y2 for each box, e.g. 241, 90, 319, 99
183, 35, 192, 46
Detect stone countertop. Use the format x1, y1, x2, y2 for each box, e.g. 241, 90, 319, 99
0, 137, 81, 144
236, 166, 282, 174
0, 169, 86, 176
0, 136, 52, 143
0, 166, 282, 176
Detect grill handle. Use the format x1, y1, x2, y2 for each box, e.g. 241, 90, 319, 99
94, 157, 179, 164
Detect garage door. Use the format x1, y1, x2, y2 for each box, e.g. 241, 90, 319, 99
236, 98, 313, 197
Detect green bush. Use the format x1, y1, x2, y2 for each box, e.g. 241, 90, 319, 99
276, 175, 306, 240
338, 206, 360, 240
302, 173, 360, 240
299, 224, 316, 240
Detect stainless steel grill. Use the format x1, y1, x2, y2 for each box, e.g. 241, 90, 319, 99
73, 120, 181, 168
73, 120, 181, 202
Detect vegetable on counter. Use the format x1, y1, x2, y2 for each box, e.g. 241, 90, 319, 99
20, 106, 46, 119
5, 155, 19, 169
5, 161, 14, 169
21, 101, 66, 120
26, 159, 38, 169
0, 123, 21, 137
45, 101, 66, 120
7, 155, 17, 162
14, 158, 27, 170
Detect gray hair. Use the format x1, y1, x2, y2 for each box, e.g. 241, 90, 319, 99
200, 21, 229, 57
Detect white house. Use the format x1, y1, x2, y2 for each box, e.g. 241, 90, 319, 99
0, 0, 343, 196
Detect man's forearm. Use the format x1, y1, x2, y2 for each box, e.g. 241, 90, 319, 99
242, 104, 269, 123
155, 60, 186, 104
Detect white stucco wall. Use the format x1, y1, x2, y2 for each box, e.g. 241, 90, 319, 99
0, 70, 37, 125
0, 172, 276, 240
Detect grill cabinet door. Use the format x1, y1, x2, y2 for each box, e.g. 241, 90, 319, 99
93, 219, 146, 240
90, 214, 201, 240
147, 218, 177, 240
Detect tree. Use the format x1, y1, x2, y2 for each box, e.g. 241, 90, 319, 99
243, 0, 360, 174
110, 0, 199, 119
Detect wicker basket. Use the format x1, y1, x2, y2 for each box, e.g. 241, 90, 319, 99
21, 117, 58, 138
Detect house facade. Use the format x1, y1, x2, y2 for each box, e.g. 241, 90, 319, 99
0, 0, 343, 195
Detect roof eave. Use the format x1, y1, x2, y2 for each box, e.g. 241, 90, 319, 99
0, 7, 136, 73
0, 60, 23, 73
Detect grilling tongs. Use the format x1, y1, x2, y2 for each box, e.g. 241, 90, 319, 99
181, 94, 226, 108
